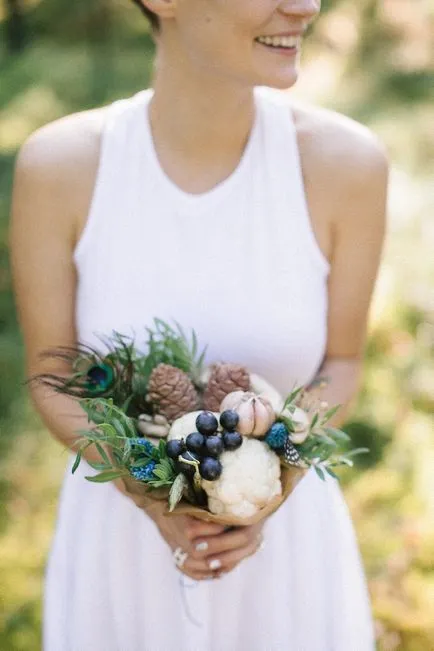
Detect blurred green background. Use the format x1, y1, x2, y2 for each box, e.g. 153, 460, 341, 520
0, 0, 433, 649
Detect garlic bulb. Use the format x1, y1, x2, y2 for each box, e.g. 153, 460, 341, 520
249, 373, 284, 414
220, 391, 275, 437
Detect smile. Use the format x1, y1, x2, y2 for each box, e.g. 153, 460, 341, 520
254, 35, 301, 49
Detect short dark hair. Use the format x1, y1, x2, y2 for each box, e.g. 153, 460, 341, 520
131, 0, 159, 31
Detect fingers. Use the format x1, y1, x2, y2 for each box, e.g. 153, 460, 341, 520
207, 536, 260, 574
171, 542, 219, 581
178, 526, 264, 578
178, 565, 215, 582
164, 517, 265, 581
181, 537, 259, 578
192, 524, 263, 559
182, 517, 227, 545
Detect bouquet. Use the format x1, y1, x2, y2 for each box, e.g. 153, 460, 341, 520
34, 319, 368, 525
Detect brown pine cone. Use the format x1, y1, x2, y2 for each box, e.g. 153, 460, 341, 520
203, 363, 250, 412
147, 364, 200, 422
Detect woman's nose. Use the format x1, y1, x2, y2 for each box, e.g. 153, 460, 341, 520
278, 0, 320, 21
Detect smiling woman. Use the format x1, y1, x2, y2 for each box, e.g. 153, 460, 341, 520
10, 0, 387, 649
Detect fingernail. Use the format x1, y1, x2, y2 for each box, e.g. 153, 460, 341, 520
209, 559, 222, 571
195, 541, 209, 552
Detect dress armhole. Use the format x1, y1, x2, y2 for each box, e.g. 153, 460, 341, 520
73, 99, 128, 264
256, 87, 331, 276
288, 106, 331, 276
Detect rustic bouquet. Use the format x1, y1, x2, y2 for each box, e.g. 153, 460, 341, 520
34, 319, 367, 525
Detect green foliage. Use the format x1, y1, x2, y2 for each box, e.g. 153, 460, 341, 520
71, 397, 178, 489
147, 457, 177, 489
139, 318, 207, 386
278, 393, 367, 477
169, 473, 188, 512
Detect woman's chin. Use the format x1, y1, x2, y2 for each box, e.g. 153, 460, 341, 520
257, 69, 299, 90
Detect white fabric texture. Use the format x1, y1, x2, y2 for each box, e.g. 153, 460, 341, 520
44, 88, 375, 650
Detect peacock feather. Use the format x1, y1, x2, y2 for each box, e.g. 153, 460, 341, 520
30, 320, 207, 417
30, 332, 149, 416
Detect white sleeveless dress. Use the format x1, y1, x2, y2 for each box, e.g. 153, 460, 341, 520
44, 88, 376, 650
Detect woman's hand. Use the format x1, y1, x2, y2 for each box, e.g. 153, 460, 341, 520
116, 476, 265, 581
155, 513, 265, 581
182, 520, 266, 579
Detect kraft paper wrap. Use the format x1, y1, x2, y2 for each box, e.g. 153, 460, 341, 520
151, 465, 308, 527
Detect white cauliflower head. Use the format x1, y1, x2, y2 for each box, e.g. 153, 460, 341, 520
202, 438, 282, 519
167, 411, 220, 442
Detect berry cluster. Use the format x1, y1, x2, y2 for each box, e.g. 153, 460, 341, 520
131, 438, 155, 456
130, 460, 157, 481
166, 410, 243, 481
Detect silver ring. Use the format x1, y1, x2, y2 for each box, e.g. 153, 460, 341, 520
257, 534, 266, 552
173, 546, 189, 569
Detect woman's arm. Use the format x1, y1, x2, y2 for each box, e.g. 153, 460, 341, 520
10, 112, 103, 458
296, 105, 389, 428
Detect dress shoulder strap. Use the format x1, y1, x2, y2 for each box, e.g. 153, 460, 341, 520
73, 90, 153, 263
254, 87, 330, 275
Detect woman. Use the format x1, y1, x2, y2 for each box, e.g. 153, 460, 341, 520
10, 0, 388, 649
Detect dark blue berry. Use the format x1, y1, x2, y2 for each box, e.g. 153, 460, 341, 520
186, 431, 205, 454
199, 457, 223, 481
166, 439, 186, 459
222, 431, 243, 451
196, 411, 219, 436
205, 435, 224, 458
219, 409, 239, 432
177, 451, 200, 477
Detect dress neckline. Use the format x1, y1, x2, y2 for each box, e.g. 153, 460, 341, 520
134, 88, 261, 215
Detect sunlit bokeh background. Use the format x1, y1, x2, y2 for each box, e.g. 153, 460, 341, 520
0, 1, 433, 649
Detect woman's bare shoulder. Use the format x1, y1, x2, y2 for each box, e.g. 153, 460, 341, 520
291, 102, 389, 250
13, 106, 109, 242
17, 106, 107, 171
292, 102, 388, 198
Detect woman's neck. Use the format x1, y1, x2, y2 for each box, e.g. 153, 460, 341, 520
147, 54, 256, 194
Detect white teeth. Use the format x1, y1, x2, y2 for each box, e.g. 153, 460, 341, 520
256, 35, 300, 49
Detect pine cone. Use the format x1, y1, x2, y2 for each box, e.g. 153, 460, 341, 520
203, 363, 250, 412
147, 364, 200, 422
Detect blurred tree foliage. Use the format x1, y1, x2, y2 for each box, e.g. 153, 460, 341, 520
0, 1, 433, 650
3, 0, 26, 52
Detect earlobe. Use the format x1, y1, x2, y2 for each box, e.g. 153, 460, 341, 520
140, 0, 177, 20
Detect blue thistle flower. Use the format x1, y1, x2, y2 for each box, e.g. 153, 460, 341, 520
130, 438, 155, 456
265, 422, 288, 450
130, 460, 157, 482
